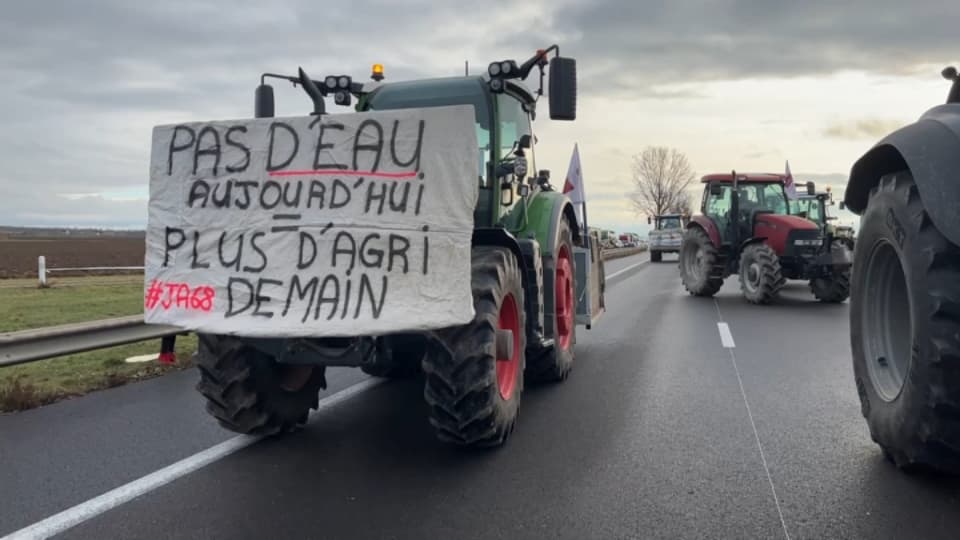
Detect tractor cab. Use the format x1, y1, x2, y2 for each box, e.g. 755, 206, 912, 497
699, 173, 814, 248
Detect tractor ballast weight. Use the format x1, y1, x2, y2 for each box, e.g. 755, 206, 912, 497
190, 46, 606, 448
843, 67, 960, 474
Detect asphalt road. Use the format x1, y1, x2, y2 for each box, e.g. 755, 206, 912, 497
3, 251, 960, 539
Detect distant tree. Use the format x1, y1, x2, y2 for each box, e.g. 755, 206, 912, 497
671, 191, 696, 217
628, 146, 697, 218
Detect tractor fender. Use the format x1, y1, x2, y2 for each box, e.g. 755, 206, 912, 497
473, 228, 531, 286
740, 237, 768, 250
688, 215, 721, 247
845, 103, 960, 246
522, 191, 581, 256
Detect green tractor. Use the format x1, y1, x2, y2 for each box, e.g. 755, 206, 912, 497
192, 47, 606, 447
790, 188, 855, 250
843, 66, 960, 473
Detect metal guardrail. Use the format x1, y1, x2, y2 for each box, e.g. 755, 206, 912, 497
2, 248, 646, 368
0, 316, 181, 368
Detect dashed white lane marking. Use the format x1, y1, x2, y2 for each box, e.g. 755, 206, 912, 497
717, 322, 736, 348
713, 299, 791, 540
2, 378, 384, 540
605, 258, 649, 280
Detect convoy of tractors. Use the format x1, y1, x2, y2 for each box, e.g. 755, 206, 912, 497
154, 45, 958, 477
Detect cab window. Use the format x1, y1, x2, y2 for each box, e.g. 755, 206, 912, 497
759, 183, 789, 215
496, 94, 535, 176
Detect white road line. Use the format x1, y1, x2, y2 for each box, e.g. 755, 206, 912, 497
2, 378, 384, 540
717, 322, 736, 348
713, 300, 791, 540
605, 259, 648, 280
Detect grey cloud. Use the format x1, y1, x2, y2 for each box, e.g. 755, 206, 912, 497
0, 0, 954, 226
824, 118, 907, 140
549, 0, 959, 89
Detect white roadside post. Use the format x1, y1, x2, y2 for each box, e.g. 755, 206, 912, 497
38, 255, 47, 287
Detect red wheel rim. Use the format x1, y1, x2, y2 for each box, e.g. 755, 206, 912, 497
555, 245, 574, 350
496, 293, 521, 400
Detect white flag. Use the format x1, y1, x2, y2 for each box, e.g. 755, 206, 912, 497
784, 160, 798, 200
563, 144, 585, 223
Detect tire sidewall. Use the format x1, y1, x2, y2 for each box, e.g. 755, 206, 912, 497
680, 227, 712, 291
850, 176, 930, 449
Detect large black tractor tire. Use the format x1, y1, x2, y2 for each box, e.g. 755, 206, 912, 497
851, 170, 960, 474
680, 227, 724, 297
650, 250, 662, 263
361, 335, 426, 379
810, 242, 852, 303
423, 247, 526, 447
527, 218, 576, 383
195, 335, 327, 436
739, 242, 785, 304
810, 272, 851, 303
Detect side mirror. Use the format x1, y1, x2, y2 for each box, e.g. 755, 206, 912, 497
709, 182, 723, 196
518, 184, 530, 198
548, 56, 577, 121
255, 84, 275, 118
806, 181, 816, 196
839, 201, 846, 210
518, 134, 532, 150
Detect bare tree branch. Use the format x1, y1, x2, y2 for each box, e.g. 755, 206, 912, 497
628, 146, 697, 218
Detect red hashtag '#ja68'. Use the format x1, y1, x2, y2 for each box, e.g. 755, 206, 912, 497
145, 279, 215, 312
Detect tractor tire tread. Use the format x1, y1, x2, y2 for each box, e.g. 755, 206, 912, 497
853, 170, 960, 474
195, 334, 326, 436
423, 247, 525, 447
680, 227, 725, 297
739, 243, 784, 304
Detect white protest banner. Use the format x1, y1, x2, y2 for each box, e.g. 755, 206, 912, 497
145, 105, 479, 337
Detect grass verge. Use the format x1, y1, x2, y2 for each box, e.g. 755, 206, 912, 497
0, 276, 197, 412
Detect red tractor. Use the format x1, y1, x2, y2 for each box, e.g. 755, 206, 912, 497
679, 171, 852, 304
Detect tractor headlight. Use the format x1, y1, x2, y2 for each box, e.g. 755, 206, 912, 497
324, 76, 337, 90
338, 76, 351, 89
488, 62, 501, 77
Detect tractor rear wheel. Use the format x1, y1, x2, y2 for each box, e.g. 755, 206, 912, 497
195, 335, 327, 436
361, 335, 426, 379
810, 242, 851, 304
739, 243, 785, 304
851, 170, 960, 474
680, 227, 724, 296
528, 218, 576, 383
423, 247, 525, 447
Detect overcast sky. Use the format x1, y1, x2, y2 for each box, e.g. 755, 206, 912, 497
0, 0, 956, 233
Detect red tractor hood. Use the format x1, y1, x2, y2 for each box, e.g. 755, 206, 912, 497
756, 213, 818, 230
